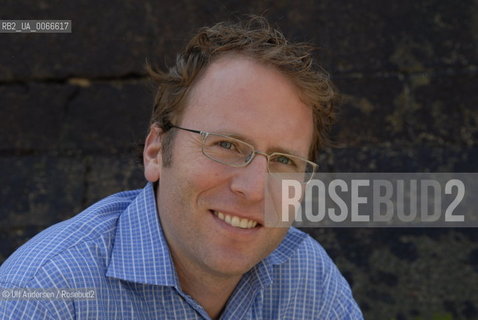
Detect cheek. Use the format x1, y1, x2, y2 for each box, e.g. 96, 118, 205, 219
188, 159, 232, 191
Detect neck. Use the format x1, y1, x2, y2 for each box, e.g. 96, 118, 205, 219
173, 255, 242, 319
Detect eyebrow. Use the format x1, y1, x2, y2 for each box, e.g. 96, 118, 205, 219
213, 130, 307, 158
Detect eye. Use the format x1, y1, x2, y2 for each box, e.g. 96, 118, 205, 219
217, 140, 237, 151
273, 155, 295, 166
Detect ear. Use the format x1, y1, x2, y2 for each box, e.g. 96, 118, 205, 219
143, 125, 163, 182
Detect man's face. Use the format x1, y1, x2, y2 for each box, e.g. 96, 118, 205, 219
144, 55, 314, 279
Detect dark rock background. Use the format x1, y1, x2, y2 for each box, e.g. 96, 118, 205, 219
0, 1, 477, 319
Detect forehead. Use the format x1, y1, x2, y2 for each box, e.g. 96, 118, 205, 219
181, 55, 314, 155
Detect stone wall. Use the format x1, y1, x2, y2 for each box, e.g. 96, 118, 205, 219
1, 1, 477, 319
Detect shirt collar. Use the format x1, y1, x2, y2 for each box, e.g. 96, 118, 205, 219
106, 182, 178, 287
266, 227, 308, 265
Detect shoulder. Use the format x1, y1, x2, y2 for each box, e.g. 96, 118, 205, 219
0, 188, 141, 287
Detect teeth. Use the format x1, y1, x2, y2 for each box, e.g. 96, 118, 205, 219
214, 211, 258, 229
231, 216, 240, 227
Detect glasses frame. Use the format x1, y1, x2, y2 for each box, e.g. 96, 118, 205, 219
168, 124, 319, 182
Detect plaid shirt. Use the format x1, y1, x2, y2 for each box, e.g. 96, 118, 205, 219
0, 183, 363, 319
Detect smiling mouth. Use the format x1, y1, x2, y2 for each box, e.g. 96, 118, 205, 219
212, 211, 259, 229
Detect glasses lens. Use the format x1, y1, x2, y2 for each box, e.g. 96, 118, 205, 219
202, 134, 254, 166
269, 153, 317, 183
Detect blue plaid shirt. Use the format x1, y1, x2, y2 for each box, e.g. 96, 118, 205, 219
0, 183, 363, 319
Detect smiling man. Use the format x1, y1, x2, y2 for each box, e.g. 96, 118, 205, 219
0, 16, 363, 319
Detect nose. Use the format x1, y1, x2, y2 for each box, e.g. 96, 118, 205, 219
230, 152, 268, 201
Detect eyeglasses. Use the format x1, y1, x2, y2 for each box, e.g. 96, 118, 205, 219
169, 124, 318, 183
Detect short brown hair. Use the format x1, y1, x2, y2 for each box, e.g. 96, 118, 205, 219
146, 15, 337, 165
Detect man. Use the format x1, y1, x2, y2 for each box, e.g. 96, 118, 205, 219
0, 17, 363, 319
